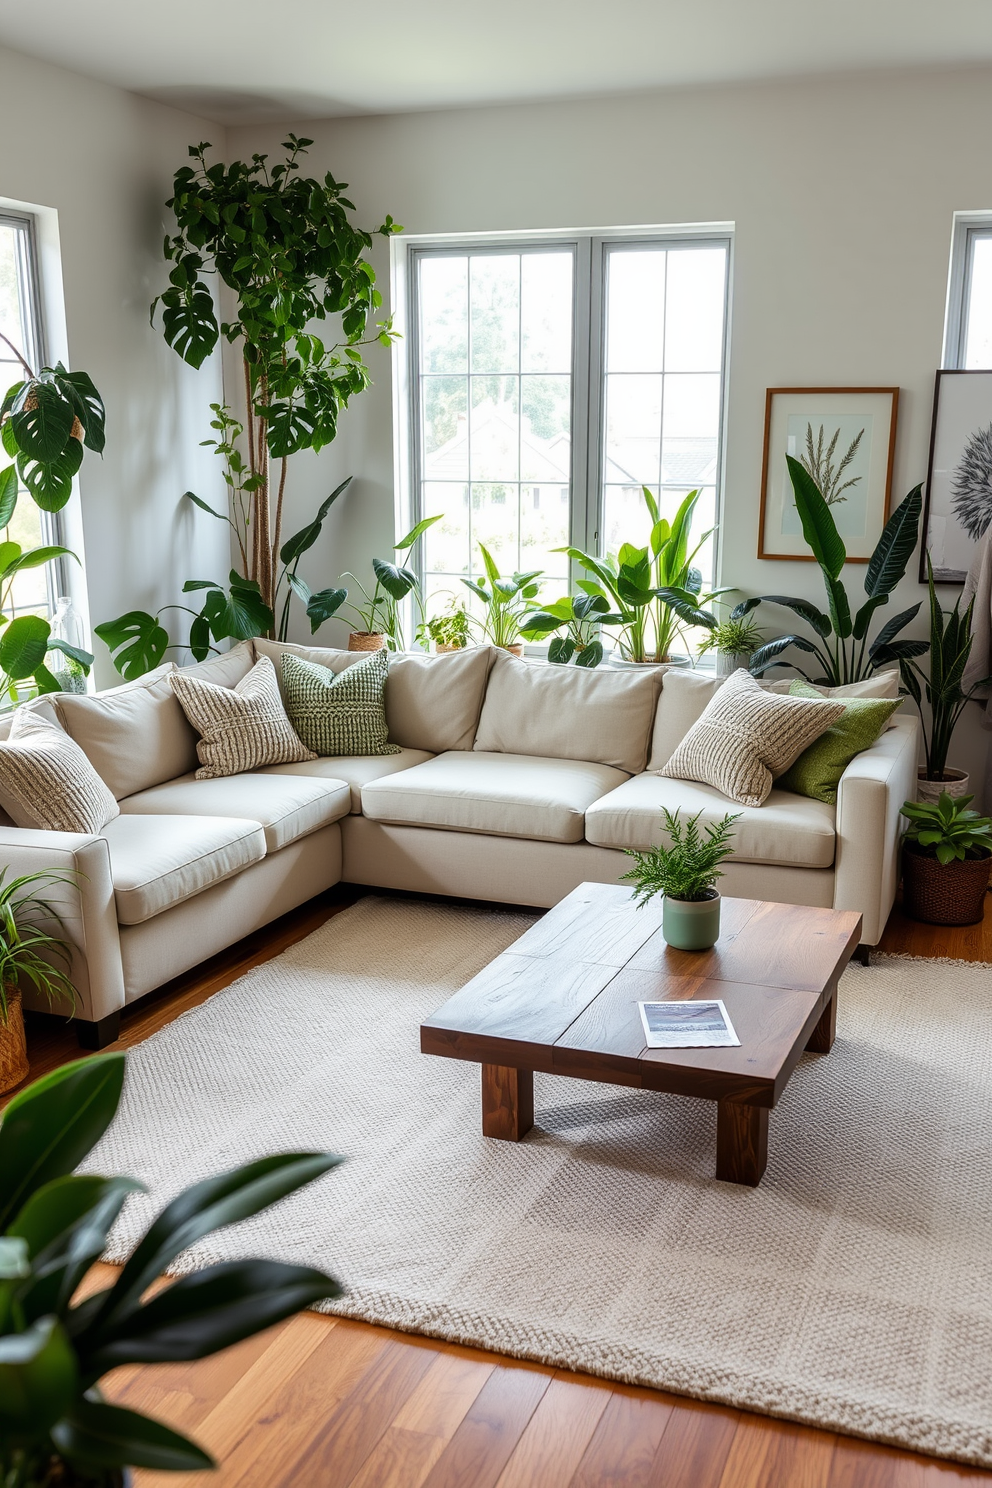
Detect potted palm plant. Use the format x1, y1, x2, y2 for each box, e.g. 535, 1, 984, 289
0, 1052, 343, 1485
462, 544, 543, 654
559, 487, 721, 666
621, 808, 740, 950
900, 558, 990, 802
901, 792, 992, 925
0, 869, 78, 1095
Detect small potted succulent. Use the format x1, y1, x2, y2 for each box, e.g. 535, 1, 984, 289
901, 791, 992, 925
621, 808, 740, 950
419, 603, 470, 653
697, 613, 765, 677
0, 868, 78, 1095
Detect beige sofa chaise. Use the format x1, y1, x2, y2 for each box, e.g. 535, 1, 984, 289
0, 639, 919, 1047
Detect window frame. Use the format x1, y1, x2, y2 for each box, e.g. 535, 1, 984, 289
398, 223, 734, 604
943, 212, 992, 369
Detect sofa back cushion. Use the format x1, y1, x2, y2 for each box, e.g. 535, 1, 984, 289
180, 640, 256, 689
473, 652, 661, 773
0, 709, 120, 833
253, 638, 494, 753
52, 663, 199, 800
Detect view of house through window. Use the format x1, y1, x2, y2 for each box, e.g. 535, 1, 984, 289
0, 213, 60, 622
411, 233, 730, 630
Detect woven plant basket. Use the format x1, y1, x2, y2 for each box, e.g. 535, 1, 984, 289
902, 845, 992, 926
0, 985, 29, 1095
434, 642, 463, 654
348, 632, 386, 653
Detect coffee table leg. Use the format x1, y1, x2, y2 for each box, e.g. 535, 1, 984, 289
482, 1064, 534, 1141
806, 989, 837, 1054
716, 1100, 768, 1186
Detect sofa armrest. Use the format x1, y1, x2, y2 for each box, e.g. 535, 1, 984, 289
833, 714, 920, 945
0, 827, 124, 1024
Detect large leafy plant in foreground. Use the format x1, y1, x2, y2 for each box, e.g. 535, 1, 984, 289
0, 1055, 342, 1484
746, 456, 928, 685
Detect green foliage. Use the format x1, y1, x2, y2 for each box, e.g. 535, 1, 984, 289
902, 792, 992, 865
900, 558, 991, 781
1, 366, 105, 512
95, 570, 274, 678
417, 603, 470, 650
0, 542, 93, 702
518, 592, 609, 666
748, 458, 928, 686
697, 612, 764, 658
559, 487, 721, 663
461, 544, 542, 649
0, 1054, 343, 1483
0, 869, 77, 1027
621, 809, 741, 904
330, 516, 442, 649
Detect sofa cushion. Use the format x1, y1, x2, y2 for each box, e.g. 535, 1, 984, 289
0, 711, 120, 834
254, 638, 494, 752
180, 640, 255, 688
101, 813, 267, 924
647, 670, 724, 772
661, 670, 845, 807
473, 652, 661, 772
172, 655, 315, 779
361, 750, 628, 844
778, 682, 901, 804
118, 771, 350, 851
52, 663, 199, 799
257, 748, 433, 813
585, 773, 836, 869
282, 648, 399, 757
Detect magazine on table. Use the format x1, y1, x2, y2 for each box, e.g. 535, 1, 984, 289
638, 999, 740, 1049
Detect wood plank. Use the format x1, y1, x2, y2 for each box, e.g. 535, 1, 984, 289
829, 1435, 992, 1487
420, 1364, 553, 1488
648, 1396, 740, 1488
718, 1414, 836, 1488
507, 882, 665, 966
421, 953, 618, 1054
494, 1373, 611, 1488
568, 1387, 674, 1487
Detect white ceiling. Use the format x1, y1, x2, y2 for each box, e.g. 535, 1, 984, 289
1, 0, 991, 123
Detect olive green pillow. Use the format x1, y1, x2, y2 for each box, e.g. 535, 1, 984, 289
778, 681, 901, 804
281, 648, 400, 757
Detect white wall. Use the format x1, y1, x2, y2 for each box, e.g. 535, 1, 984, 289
232, 63, 992, 798
0, 43, 231, 687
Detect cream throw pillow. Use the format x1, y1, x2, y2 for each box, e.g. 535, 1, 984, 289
660, 669, 846, 807
171, 654, 315, 780
0, 709, 120, 833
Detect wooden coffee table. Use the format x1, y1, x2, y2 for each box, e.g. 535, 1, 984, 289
421, 884, 862, 1186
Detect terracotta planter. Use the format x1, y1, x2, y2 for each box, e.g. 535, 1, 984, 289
0, 986, 29, 1095
902, 843, 991, 925
501, 643, 525, 657
348, 632, 386, 653
662, 891, 721, 950
917, 767, 970, 804
434, 642, 464, 654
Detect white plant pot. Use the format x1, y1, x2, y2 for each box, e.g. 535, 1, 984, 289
715, 651, 751, 678
917, 767, 970, 804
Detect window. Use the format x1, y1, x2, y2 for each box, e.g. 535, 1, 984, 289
944, 215, 992, 369
406, 231, 731, 620
0, 211, 64, 620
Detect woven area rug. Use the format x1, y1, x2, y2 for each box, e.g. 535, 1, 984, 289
86, 896, 992, 1468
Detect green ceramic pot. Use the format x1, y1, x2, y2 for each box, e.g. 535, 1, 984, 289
662, 891, 721, 951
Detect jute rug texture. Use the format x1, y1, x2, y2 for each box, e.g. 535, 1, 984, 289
87, 897, 992, 1467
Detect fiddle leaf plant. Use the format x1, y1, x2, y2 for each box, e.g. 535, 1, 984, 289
746, 457, 928, 685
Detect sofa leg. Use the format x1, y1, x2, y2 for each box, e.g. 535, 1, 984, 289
75, 1012, 121, 1050
852, 945, 871, 968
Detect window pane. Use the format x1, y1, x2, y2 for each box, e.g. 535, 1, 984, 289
664, 248, 727, 371
964, 235, 992, 369
472, 483, 519, 573
606, 250, 665, 372
470, 256, 519, 374
605, 374, 662, 485
422, 483, 469, 577
422, 377, 468, 480
520, 375, 570, 481
470, 376, 518, 481
521, 253, 572, 373
419, 257, 467, 373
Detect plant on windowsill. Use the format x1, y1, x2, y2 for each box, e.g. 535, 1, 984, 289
745, 456, 929, 686
517, 592, 612, 666
0, 1053, 343, 1487
696, 611, 765, 677
901, 792, 992, 926
417, 602, 471, 653
558, 487, 724, 666
0, 869, 78, 1096
899, 557, 991, 803
300, 516, 442, 652
621, 808, 740, 951
461, 544, 543, 654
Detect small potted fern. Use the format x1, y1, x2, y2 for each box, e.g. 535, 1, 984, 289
0, 868, 78, 1095
622, 808, 740, 950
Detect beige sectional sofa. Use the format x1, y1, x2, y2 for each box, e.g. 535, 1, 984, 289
0, 638, 920, 1047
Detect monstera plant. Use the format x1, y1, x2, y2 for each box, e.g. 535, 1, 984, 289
0, 1053, 342, 1485
746, 456, 929, 686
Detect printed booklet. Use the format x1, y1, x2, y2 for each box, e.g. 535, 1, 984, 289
638, 999, 740, 1049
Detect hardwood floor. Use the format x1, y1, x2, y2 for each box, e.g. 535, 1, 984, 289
18, 886, 992, 1487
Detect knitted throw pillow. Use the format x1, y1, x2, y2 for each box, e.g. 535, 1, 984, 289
171, 654, 315, 780
660, 669, 846, 807
777, 680, 901, 804
0, 709, 120, 833
282, 648, 400, 757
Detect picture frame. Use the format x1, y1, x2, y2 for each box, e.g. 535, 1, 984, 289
758, 387, 899, 563
921, 369, 992, 584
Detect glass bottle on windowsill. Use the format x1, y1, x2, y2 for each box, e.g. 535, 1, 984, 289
46, 595, 87, 693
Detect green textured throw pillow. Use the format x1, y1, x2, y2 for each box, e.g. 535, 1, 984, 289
778, 680, 900, 804
281, 648, 400, 757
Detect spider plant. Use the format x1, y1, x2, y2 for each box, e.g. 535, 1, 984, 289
0, 869, 77, 1023
461, 544, 543, 649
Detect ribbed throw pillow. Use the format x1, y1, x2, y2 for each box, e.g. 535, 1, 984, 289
660, 669, 845, 807
171, 655, 315, 780
777, 680, 901, 804
282, 648, 400, 757
0, 709, 120, 833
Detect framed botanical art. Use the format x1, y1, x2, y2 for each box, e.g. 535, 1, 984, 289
758, 387, 899, 563
921, 370, 992, 584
